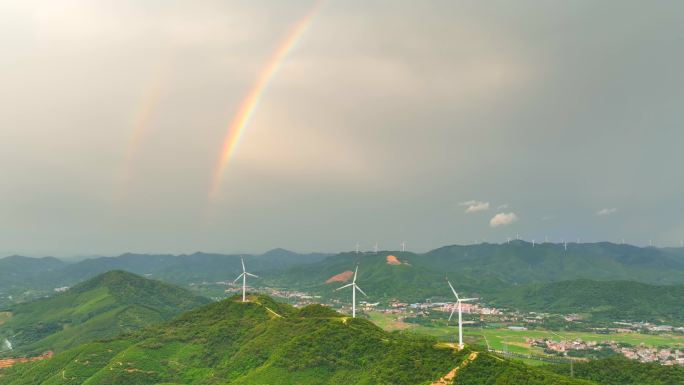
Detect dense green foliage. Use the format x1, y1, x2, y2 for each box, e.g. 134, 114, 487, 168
0, 295, 468, 385
0, 270, 209, 356
455, 353, 594, 385
488, 279, 684, 324
545, 357, 684, 385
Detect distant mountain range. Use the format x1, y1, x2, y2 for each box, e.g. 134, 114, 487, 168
275, 242, 684, 323
2, 242, 684, 323
0, 271, 209, 357
0, 249, 329, 307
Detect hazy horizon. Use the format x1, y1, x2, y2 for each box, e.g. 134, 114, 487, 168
2, 238, 681, 261
2, 0, 684, 256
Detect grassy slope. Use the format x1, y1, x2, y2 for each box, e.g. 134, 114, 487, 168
0, 270, 209, 356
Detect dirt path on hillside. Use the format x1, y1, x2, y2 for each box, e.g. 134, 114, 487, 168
430, 352, 479, 385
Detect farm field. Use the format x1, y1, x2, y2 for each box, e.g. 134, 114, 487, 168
368, 311, 684, 358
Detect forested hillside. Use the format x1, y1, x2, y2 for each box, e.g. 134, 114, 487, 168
0, 295, 467, 384
0, 271, 209, 357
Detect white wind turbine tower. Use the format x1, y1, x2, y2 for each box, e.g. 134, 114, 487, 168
336, 265, 367, 318
234, 257, 258, 302
447, 279, 478, 350
374, 243, 379, 253
401, 241, 406, 252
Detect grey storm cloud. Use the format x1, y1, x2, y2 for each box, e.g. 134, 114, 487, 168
1, 0, 683, 256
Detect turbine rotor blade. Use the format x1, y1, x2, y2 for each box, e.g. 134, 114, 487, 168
448, 308, 456, 323
447, 280, 460, 301
461, 298, 478, 302
336, 283, 354, 291
355, 285, 368, 297
233, 273, 245, 283
241, 257, 246, 273
246, 273, 259, 278
353, 265, 358, 283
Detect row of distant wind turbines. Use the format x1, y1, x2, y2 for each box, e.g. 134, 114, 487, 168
234, 256, 474, 350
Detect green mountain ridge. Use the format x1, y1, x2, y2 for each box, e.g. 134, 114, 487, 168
276, 245, 684, 323
0, 270, 210, 357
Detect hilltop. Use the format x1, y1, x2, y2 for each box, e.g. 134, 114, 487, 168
0, 270, 209, 357
0, 295, 593, 385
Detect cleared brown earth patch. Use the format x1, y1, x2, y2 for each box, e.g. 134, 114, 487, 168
386, 255, 402, 265
0, 351, 53, 370
325, 270, 353, 284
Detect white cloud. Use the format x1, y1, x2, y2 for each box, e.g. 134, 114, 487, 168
596, 208, 618, 216
490, 212, 518, 227
497, 203, 509, 209
460, 200, 490, 213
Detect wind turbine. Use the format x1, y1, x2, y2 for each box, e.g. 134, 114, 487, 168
234, 257, 258, 302
447, 279, 478, 350
356, 243, 360, 254
401, 241, 406, 252
374, 243, 379, 254
336, 265, 367, 318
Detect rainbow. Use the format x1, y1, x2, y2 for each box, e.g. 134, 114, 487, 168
209, 2, 322, 200
120, 78, 165, 192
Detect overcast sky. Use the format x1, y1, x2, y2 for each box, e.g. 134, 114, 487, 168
1, 0, 683, 257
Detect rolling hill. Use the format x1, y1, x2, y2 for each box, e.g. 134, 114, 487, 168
0, 270, 210, 357
487, 279, 684, 324
0, 294, 592, 385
